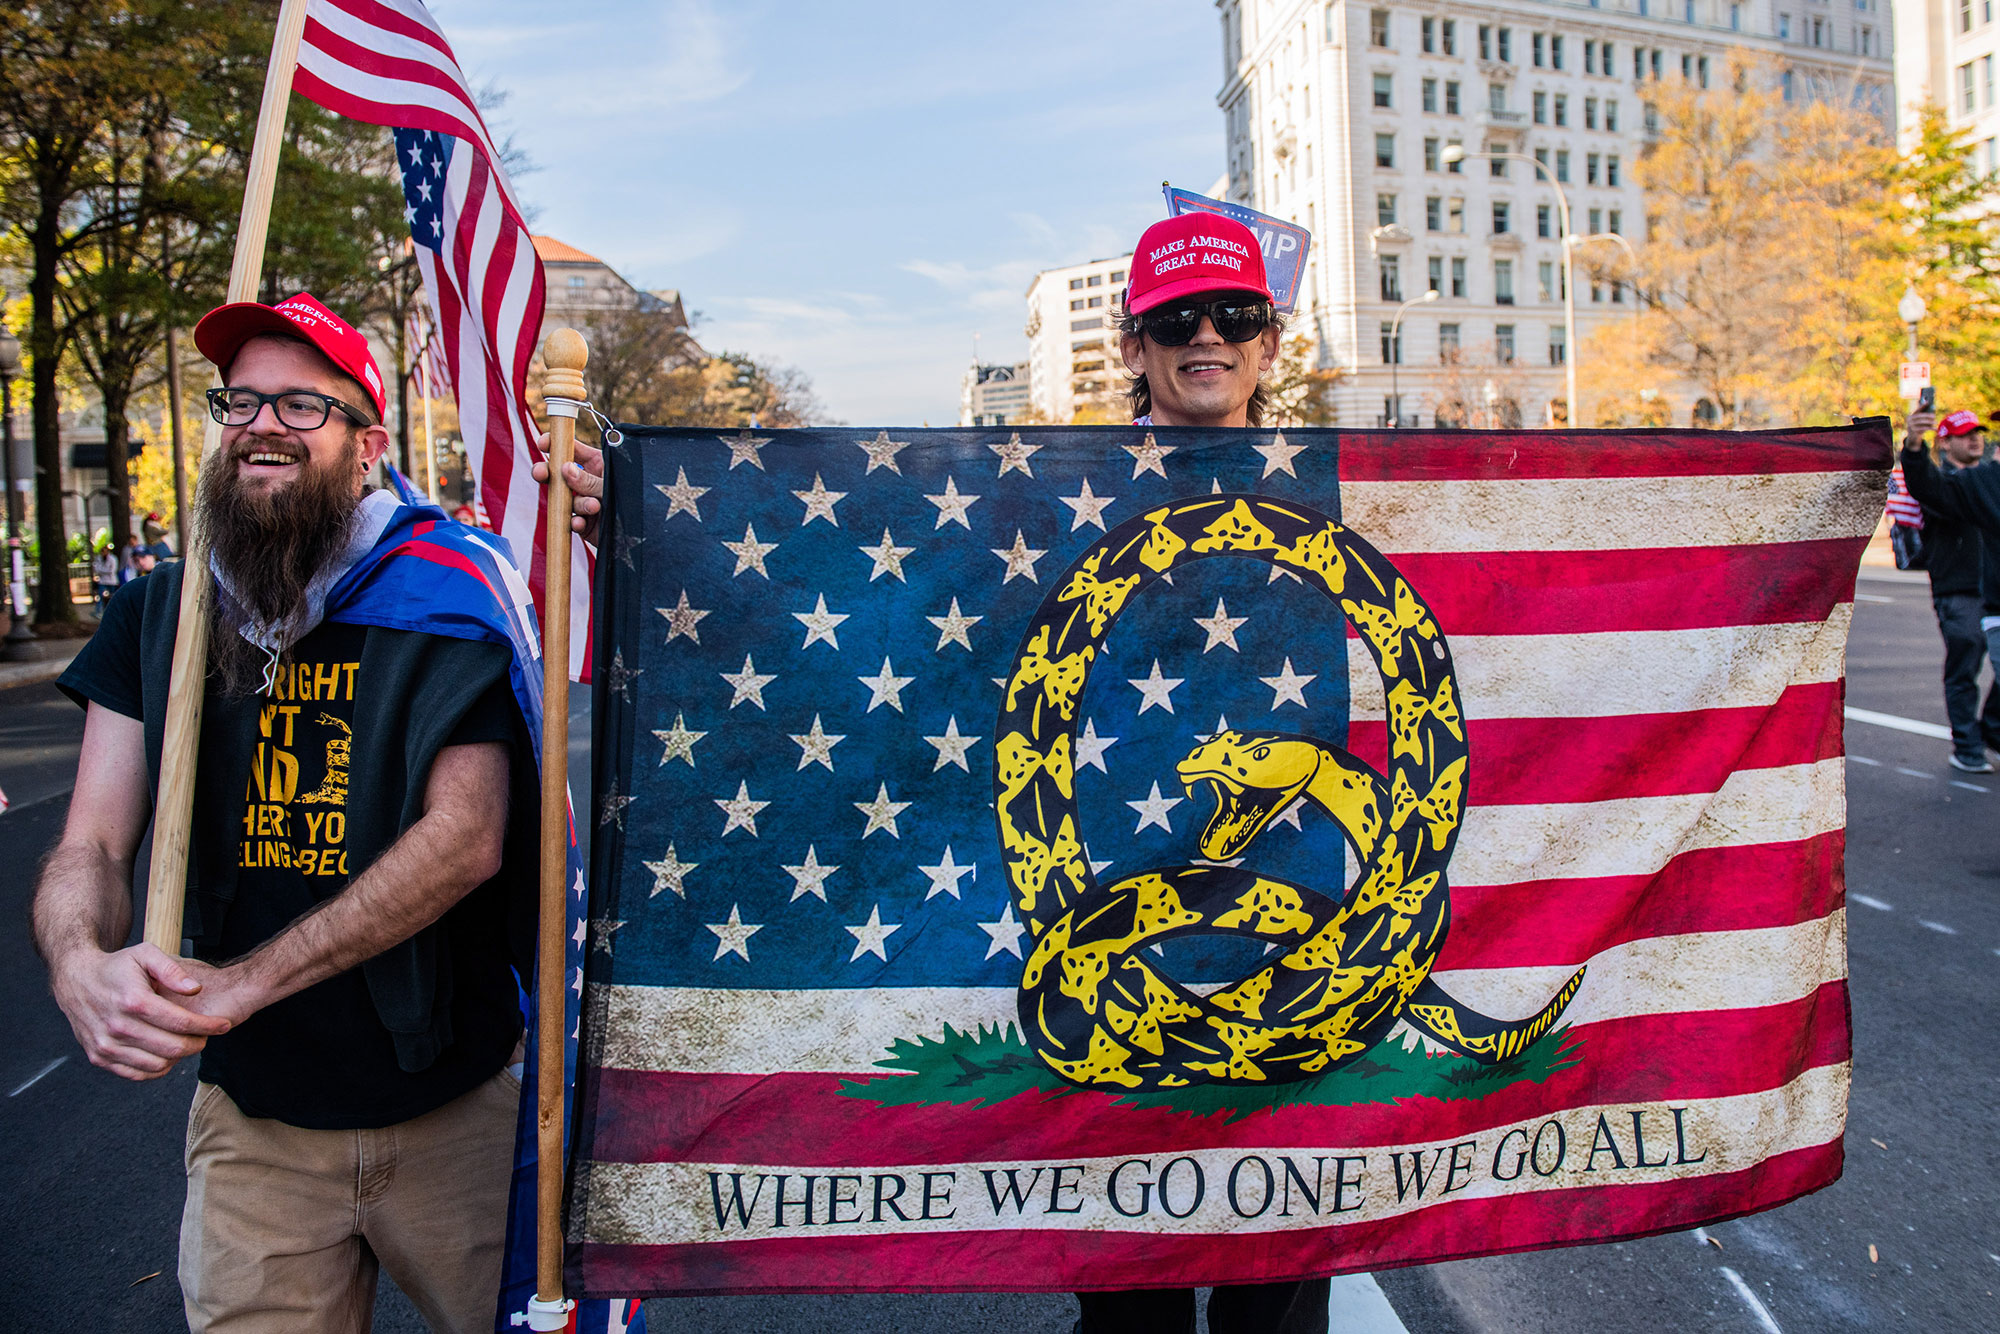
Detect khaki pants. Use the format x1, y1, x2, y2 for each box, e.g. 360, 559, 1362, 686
179, 1068, 520, 1333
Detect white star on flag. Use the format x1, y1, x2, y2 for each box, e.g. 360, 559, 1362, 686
1254, 430, 1308, 478
854, 783, 912, 838
722, 523, 777, 578
792, 593, 849, 649
789, 714, 845, 771
860, 528, 915, 582
1270, 800, 1306, 831
656, 467, 708, 521
1193, 597, 1248, 652
652, 711, 706, 767
792, 472, 846, 527
927, 597, 982, 651
644, 843, 696, 898
1127, 781, 1184, 833
856, 430, 911, 474
657, 590, 710, 644
1124, 432, 1176, 479
918, 845, 977, 899
858, 657, 915, 713
924, 476, 981, 529
1075, 718, 1118, 772
783, 845, 839, 901
845, 904, 901, 961
1059, 478, 1117, 531
979, 903, 1028, 959
721, 654, 776, 709
989, 432, 1042, 478
991, 530, 1047, 584
706, 904, 763, 962
1128, 659, 1185, 714
923, 716, 982, 772
588, 916, 626, 956
720, 430, 771, 470
1261, 656, 1317, 709
1198, 713, 1233, 742
715, 781, 769, 837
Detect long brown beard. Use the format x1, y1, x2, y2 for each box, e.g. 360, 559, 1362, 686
199, 434, 363, 696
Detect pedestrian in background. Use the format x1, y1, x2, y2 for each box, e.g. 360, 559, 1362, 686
90, 543, 118, 613
1899, 406, 1998, 772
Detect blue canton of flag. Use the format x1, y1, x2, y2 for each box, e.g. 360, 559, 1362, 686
394, 127, 452, 253
586, 428, 1349, 1000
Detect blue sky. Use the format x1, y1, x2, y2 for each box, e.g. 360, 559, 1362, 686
440, 2, 1226, 425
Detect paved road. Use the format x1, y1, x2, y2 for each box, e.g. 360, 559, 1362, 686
3, 569, 1993, 1332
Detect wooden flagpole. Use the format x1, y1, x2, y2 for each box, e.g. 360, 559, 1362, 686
143, 0, 311, 952
533, 328, 586, 1323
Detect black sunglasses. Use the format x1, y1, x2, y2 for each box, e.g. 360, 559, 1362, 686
1139, 298, 1277, 347
207, 386, 370, 431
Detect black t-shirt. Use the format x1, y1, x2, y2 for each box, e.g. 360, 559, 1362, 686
60, 579, 525, 1129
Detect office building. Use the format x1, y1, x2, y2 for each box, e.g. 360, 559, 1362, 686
1023, 253, 1133, 423
961, 361, 1032, 426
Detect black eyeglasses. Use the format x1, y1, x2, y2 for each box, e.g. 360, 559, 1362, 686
1139, 298, 1277, 347
207, 387, 369, 431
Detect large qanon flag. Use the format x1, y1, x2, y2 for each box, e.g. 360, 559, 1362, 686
566, 422, 1885, 1295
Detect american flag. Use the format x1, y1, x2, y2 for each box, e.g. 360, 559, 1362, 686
295, 0, 593, 683
1886, 466, 1924, 529
567, 423, 1885, 1295
405, 301, 452, 402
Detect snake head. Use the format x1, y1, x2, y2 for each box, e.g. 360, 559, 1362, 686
1175, 730, 1319, 860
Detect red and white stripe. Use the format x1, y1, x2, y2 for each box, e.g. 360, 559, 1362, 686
1886, 467, 1924, 528
570, 426, 1887, 1295
295, 0, 592, 680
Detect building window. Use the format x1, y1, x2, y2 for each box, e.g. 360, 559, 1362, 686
1585, 39, 1596, 74
1442, 18, 1456, 54
1533, 32, 1546, 65
1495, 261, 1515, 305
1534, 146, 1550, 174
1549, 326, 1567, 365
1533, 91, 1547, 123
1069, 278, 1084, 290
1586, 153, 1600, 185
1479, 23, 1492, 59
1448, 197, 1465, 232
1070, 316, 1102, 331
1380, 256, 1403, 301
1445, 80, 1461, 114
1086, 274, 1103, 286
1585, 97, 1598, 130
1429, 255, 1444, 290
1087, 295, 1103, 308
1606, 99, 1619, 131
1607, 155, 1621, 187
1423, 78, 1438, 112
1498, 26, 1512, 61
1424, 136, 1441, 170
1985, 54, 1995, 106
1730, 3, 1742, 29
1551, 34, 1564, 70
1612, 281, 1625, 305
1110, 269, 1126, 282
1447, 139, 1464, 173
1537, 203, 1552, 237
1684, 0, 1695, 19
1371, 8, 1391, 46
1490, 153, 1508, 179
1539, 260, 1555, 301
1440, 322, 1462, 361
1376, 133, 1396, 168
1496, 323, 1517, 362
1427, 196, 1444, 230
1379, 193, 1399, 225
1698, 55, 1710, 87
1422, 15, 1436, 52
1555, 150, 1570, 182
1554, 94, 1568, 126
1069, 299, 1085, 311
1602, 40, 1614, 70
1587, 206, 1602, 233
1781, 70, 1794, 101
1963, 63, 1978, 115
1609, 208, 1623, 233
1961, 0, 1974, 26
1682, 53, 1694, 79
1451, 257, 1467, 297
1590, 280, 1603, 304
1779, 12, 1792, 39
1492, 201, 1511, 233
1374, 73, 1395, 107
1381, 321, 1403, 363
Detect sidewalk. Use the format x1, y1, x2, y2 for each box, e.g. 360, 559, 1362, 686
0, 639, 85, 694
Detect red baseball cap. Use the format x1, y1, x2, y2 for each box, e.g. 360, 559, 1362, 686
1124, 214, 1273, 315
193, 292, 387, 419
1939, 408, 1984, 438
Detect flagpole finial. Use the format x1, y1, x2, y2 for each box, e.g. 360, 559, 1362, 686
543, 327, 587, 404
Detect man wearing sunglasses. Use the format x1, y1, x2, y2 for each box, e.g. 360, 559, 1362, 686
34, 293, 562, 1330
1077, 216, 1326, 1334
1117, 213, 1284, 430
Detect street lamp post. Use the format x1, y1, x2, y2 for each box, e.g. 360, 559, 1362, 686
1388, 289, 1440, 426
1898, 285, 1926, 362
1442, 143, 1576, 427
0, 316, 34, 656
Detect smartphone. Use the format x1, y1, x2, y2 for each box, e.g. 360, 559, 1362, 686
1918, 385, 1935, 413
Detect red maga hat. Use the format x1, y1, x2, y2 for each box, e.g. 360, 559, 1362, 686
1939, 408, 1985, 438
193, 292, 387, 419
1124, 214, 1272, 315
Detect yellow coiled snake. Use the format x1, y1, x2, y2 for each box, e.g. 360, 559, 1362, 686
993, 495, 1585, 1090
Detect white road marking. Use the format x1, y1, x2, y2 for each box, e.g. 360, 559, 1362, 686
1844, 706, 1954, 741
1848, 755, 1881, 766
1850, 894, 1893, 911
1950, 780, 1990, 793
1719, 1266, 1785, 1334
1919, 920, 1958, 935
1894, 767, 1934, 779
8, 1057, 64, 1098
1853, 592, 1894, 603
1327, 1274, 1411, 1334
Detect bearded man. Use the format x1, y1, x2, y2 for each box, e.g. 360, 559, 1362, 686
32, 294, 595, 1332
